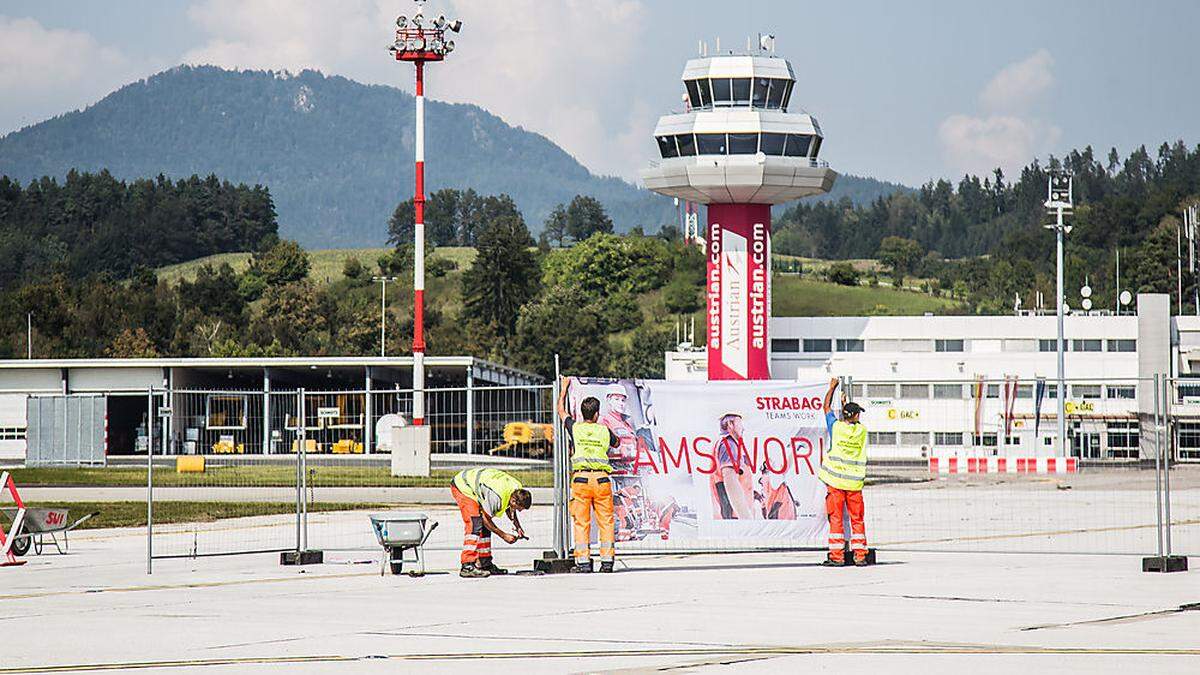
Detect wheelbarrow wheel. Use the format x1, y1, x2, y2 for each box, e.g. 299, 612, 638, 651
390, 560, 404, 575
10, 536, 30, 557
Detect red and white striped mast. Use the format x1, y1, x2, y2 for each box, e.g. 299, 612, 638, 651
389, 1, 460, 425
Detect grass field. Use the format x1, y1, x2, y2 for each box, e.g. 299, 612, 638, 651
156, 247, 477, 285
15, 502, 390, 530
8, 466, 553, 488
772, 276, 961, 316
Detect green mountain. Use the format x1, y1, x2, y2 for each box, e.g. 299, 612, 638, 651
0, 66, 906, 248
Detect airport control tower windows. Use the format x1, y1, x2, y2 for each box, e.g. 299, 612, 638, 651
732, 78, 752, 105
676, 133, 697, 156
784, 134, 811, 157
766, 80, 786, 109
696, 133, 727, 155
711, 78, 732, 105
780, 80, 794, 111
811, 136, 823, 159
656, 135, 678, 159
753, 78, 770, 107
685, 80, 702, 109
759, 133, 786, 155
728, 132, 758, 154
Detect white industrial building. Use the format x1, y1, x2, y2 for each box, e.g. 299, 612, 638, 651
667, 293, 1200, 462
0, 356, 541, 463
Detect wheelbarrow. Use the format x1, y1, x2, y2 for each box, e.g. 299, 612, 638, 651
369, 512, 438, 577
1, 507, 97, 557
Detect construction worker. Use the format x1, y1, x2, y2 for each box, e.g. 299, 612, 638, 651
449, 467, 533, 578
819, 377, 869, 566
557, 377, 620, 573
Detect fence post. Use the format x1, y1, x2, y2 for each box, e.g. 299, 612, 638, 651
1153, 374, 1164, 559
466, 366, 475, 454
295, 390, 302, 553
299, 387, 308, 553
146, 387, 153, 575
1162, 375, 1173, 556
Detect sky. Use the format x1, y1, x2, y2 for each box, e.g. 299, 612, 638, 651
1, 0, 1198, 187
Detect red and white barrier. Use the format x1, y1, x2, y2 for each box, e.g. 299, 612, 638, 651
928, 456, 1077, 475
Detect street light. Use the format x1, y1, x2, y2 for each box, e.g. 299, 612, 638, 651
372, 276, 398, 357
1044, 170, 1073, 457
387, 0, 462, 425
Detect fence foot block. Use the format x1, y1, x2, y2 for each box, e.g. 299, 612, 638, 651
281, 550, 324, 566
1142, 555, 1188, 573
532, 551, 575, 574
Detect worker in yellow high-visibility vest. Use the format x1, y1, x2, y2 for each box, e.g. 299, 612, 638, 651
558, 377, 620, 573
819, 377, 869, 566
450, 468, 533, 578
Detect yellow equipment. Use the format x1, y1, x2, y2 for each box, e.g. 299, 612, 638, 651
490, 422, 554, 456
176, 456, 206, 473
332, 439, 364, 454
212, 439, 244, 454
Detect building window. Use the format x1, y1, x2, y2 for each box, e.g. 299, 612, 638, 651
1107, 339, 1136, 352
865, 384, 895, 399
1178, 423, 1200, 460
1106, 421, 1139, 459
1179, 382, 1200, 403
803, 338, 832, 352
695, 133, 727, 155
868, 431, 897, 445
850, 384, 865, 398
766, 79, 786, 108
1106, 385, 1136, 400
0, 427, 26, 441
784, 134, 812, 157
900, 384, 929, 399
731, 77, 751, 104
676, 133, 697, 156
1039, 339, 1060, 352
899, 431, 929, 446
1015, 385, 1033, 399
1046, 384, 1058, 399
759, 132, 786, 155
986, 384, 1001, 399
973, 433, 998, 447
933, 384, 964, 399
727, 132, 758, 154
935, 339, 964, 352
1072, 339, 1102, 352
1003, 435, 1020, 446
1072, 385, 1102, 400
836, 338, 864, 352
771, 339, 800, 353
933, 432, 963, 446
656, 136, 678, 159
752, 77, 770, 107
711, 78, 732, 104
685, 80, 702, 108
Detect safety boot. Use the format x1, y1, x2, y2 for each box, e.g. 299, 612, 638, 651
477, 560, 508, 575
459, 563, 491, 578
570, 561, 594, 574
599, 561, 614, 573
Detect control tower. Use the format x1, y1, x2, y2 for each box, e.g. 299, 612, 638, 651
642, 43, 837, 380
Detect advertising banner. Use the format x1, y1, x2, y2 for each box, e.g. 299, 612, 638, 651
706, 204, 772, 380
562, 377, 829, 546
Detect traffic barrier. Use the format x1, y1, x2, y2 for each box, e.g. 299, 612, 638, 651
0, 471, 28, 567
928, 456, 1077, 474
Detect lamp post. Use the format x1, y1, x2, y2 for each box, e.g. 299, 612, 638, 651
371, 276, 398, 357
388, 1, 461, 425
1044, 171, 1073, 457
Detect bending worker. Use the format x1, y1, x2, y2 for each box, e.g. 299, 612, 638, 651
557, 377, 620, 573
819, 377, 869, 566
450, 467, 533, 578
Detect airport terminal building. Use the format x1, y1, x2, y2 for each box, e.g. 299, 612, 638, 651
668, 293, 1200, 462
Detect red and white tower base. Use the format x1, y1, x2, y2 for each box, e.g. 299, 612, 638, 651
642, 45, 837, 380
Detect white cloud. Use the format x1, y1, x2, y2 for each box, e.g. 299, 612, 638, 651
979, 48, 1054, 112
0, 16, 148, 134
938, 114, 1061, 177
180, 0, 651, 180
939, 49, 1059, 176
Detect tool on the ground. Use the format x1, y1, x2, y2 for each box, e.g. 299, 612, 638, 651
1, 471, 28, 566
0, 507, 97, 557
370, 512, 439, 576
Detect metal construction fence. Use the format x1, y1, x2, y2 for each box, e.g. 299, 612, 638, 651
142, 376, 1197, 569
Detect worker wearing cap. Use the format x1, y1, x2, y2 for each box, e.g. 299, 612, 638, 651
450, 467, 533, 578
819, 378, 869, 566
558, 378, 620, 573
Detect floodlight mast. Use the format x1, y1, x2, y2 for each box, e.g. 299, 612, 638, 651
1044, 171, 1073, 458
388, 0, 460, 425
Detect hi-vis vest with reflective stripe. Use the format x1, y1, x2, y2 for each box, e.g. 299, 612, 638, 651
452, 468, 522, 516
571, 421, 612, 472
819, 421, 867, 491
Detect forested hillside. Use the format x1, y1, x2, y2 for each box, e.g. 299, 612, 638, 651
774, 142, 1200, 312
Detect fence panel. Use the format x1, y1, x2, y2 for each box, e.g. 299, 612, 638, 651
1165, 378, 1199, 557
149, 390, 300, 560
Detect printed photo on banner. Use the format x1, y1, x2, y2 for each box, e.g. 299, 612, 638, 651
561, 377, 830, 545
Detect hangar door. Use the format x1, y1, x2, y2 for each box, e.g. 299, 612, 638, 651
26, 395, 107, 466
